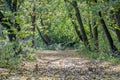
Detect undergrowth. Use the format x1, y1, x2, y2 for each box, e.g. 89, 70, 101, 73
77, 49, 120, 64
0, 40, 36, 68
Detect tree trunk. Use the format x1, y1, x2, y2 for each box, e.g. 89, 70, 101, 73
72, 1, 90, 50
68, 12, 83, 41
5, 0, 22, 55
71, 18, 83, 41
94, 0, 119, 55
93, 22, 98, 51
40, 17, 51, 45
4, 0, 21, 41
98, 12, 119, 55
31, 4, 36, 47
0, 11, 16, 41
88, 19, 93, 39
114, 9, 120, 42
106, 0, 120, 42
36, 25, 50, 46
86, 1, 98, 51
64, 0, 83, 41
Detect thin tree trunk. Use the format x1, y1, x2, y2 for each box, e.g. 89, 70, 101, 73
0, 0, 22, 55
106, 0, 120, 42
72, 1, 90, 50
68, 12, 83, 41
86, 2, 98, 51
71, 18, 83, 41
93, 0, 99, 51
93, 22, 98, 51
64, 0, 83, 41
88, 19, 93, 39
114, 9, 120, 42
94, 0, 119, 55
40, 17, 51, 45
98, 12, 119, 55
31, 4, 36, 47
36, 25, 50, 46
5, 0, 21, 41
30, 6, 50, 46
0, 13, 16, 41
0, 13, 16, 42
6, 0, 22, 55
115, 29, 120, 42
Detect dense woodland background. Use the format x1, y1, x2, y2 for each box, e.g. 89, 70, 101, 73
0, 0, 120, 68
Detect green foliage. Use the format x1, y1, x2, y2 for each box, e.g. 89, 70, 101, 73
0, 0, 120, 69
78, 49, 120, 63
0, 38, 36, 68
0, 41, 20, 68
23, 53, 37, 61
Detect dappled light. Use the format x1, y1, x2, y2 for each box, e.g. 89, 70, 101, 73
1, 50, 120, 80
0, 0, 120, 80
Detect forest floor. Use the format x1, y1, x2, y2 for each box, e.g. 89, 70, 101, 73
1, 50, 120, 80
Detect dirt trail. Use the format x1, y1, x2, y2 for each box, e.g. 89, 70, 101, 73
8, 50, 120, 80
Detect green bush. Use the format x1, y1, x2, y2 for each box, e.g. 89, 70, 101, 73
0, 41, 20, 68
0, 40, 36, 68
77, 44, 120, 63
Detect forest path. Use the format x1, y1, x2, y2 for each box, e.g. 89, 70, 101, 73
9, 50, 120, 80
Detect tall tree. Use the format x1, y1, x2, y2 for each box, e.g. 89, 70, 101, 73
0, 0, 22, 55
95, 0, 119, 55
0, 11, 15, 41
71, 1, 90, 50
5, 0, 21, 41
106, 0, 120, 42
114, 9, 120, 42
64, 0, 83, 41
39, 16, 51, 45
86, 1, 98, 51
31, 3, 36, 47
93, 22, 98, 51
